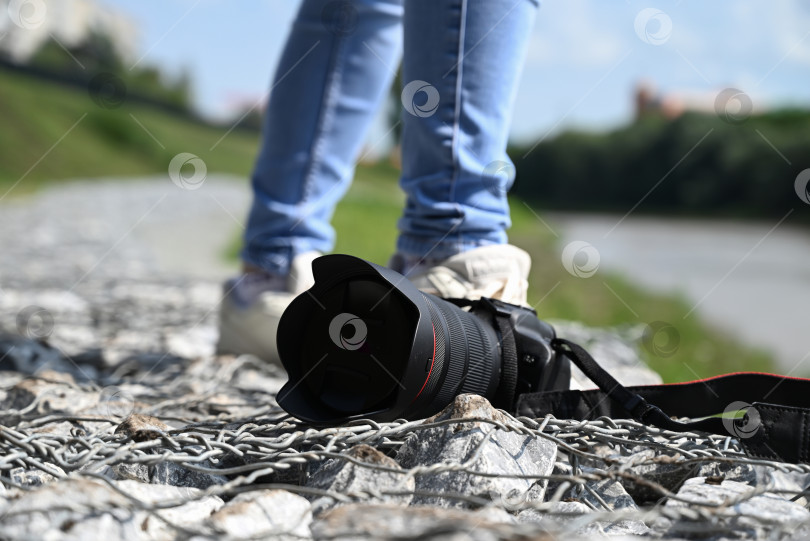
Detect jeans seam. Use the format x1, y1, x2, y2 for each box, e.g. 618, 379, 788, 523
448, 0, 468, 254
300, 34, 346, 215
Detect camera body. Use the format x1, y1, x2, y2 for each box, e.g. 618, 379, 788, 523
468, 296, 569, 402
276, 254, 570, 424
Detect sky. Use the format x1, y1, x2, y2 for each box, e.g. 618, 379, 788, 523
99, 0, 810, 145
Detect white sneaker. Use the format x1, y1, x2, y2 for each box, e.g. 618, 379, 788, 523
216, 251, 320, 364
388, 244, 531, 306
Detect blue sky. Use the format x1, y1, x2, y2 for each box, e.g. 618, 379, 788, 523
101, 0, 810, 145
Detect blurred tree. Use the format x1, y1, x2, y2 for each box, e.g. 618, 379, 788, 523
511, 111, 810, 220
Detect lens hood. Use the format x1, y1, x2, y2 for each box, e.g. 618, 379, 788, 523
277, 254, 436, 423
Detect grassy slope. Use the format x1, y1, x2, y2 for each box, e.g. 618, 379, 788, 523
0, 68, 258, 191
2, 69, 775, 381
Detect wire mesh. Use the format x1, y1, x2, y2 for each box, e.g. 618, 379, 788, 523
1, 352, 810, 540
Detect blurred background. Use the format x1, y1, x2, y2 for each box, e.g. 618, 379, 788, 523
1, 0, 809, 381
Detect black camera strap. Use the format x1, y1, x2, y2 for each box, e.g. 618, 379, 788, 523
516, 338, 810, 464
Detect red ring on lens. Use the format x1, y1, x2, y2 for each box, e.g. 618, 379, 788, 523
412, 323, 436, 401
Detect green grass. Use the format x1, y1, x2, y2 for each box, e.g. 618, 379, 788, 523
0, 68, 258, 192
227, 160, 775, 382
3, 69, 775, 382
321, 164, 776, 383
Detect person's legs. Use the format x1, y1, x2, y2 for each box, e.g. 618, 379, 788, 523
219, 0, 403, 362
396, 0, 540, 262
242, 0, 403, 278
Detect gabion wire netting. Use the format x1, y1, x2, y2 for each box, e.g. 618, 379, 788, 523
2, 349, 810, 540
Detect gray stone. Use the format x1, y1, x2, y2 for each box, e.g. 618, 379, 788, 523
112, 462, 151, 483
117, 479, 224, 539
665, 477, 810, 539
552, 321, 662, 389
581, 472, 638, 511
1, 371, 98, 415
0, 477, 222, 540
518, 501, 649, 537
114, 413, 169, 442
754, 465, 810, 504
9, 466, 64, 487
695, 460, 757, 486
150, 461, 228, 491
0, 337, 68, 375
311, 503, 525, 541
619, 450, 694, 504
396, 394, 556, 509
609, 449, 757, 505
307, 444, 414, 515
206, 489, 312, 539
517, 500, 591, 526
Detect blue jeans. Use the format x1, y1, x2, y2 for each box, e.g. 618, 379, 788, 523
243, 0, 539, 275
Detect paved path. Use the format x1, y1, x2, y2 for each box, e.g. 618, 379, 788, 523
0, 175, 249, 361
550, 212, 810, 372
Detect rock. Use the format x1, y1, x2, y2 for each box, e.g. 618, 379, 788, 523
1, 372, 99, 416
165, 326, 217, 360
114, 413, 169, 441
117, 479, 224, 539
618, 450, 692, 504
206, 489, 312, 539
518, 500, 648, 537
754, 465, 810, 504
695, 460, 757, 486
311, 503, 524, 541
518, 500, 591, 524
111, 462, 150, 483
9, 466, 64, 487
0, 477, 222, 540
665, 477, 810, 539
605, 448, 758, 505
0, 337, 67, 375
552, 321, 662, 389
307, 444, 414, 515
580, 472, 638, 511
232, 366, 286, 394
396, 394, 556, 509
151, 461, 228, 491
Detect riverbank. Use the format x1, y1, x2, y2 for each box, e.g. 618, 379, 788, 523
549, 212, 810, 372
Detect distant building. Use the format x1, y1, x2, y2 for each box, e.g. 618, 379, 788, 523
635, 80, 759, 120
0, 0, 137, 63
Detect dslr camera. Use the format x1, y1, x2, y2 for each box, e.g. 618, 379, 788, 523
276, 254, 570, 423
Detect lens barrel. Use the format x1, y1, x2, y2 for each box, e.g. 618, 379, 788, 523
276, 254, 567, 424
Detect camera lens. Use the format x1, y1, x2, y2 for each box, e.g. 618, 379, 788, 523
276, 254, 562, 424
296, 276, 415, 415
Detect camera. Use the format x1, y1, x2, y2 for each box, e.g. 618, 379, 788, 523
276, 254, 570, 424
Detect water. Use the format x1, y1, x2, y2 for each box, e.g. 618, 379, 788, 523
548, 212, 810, 373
